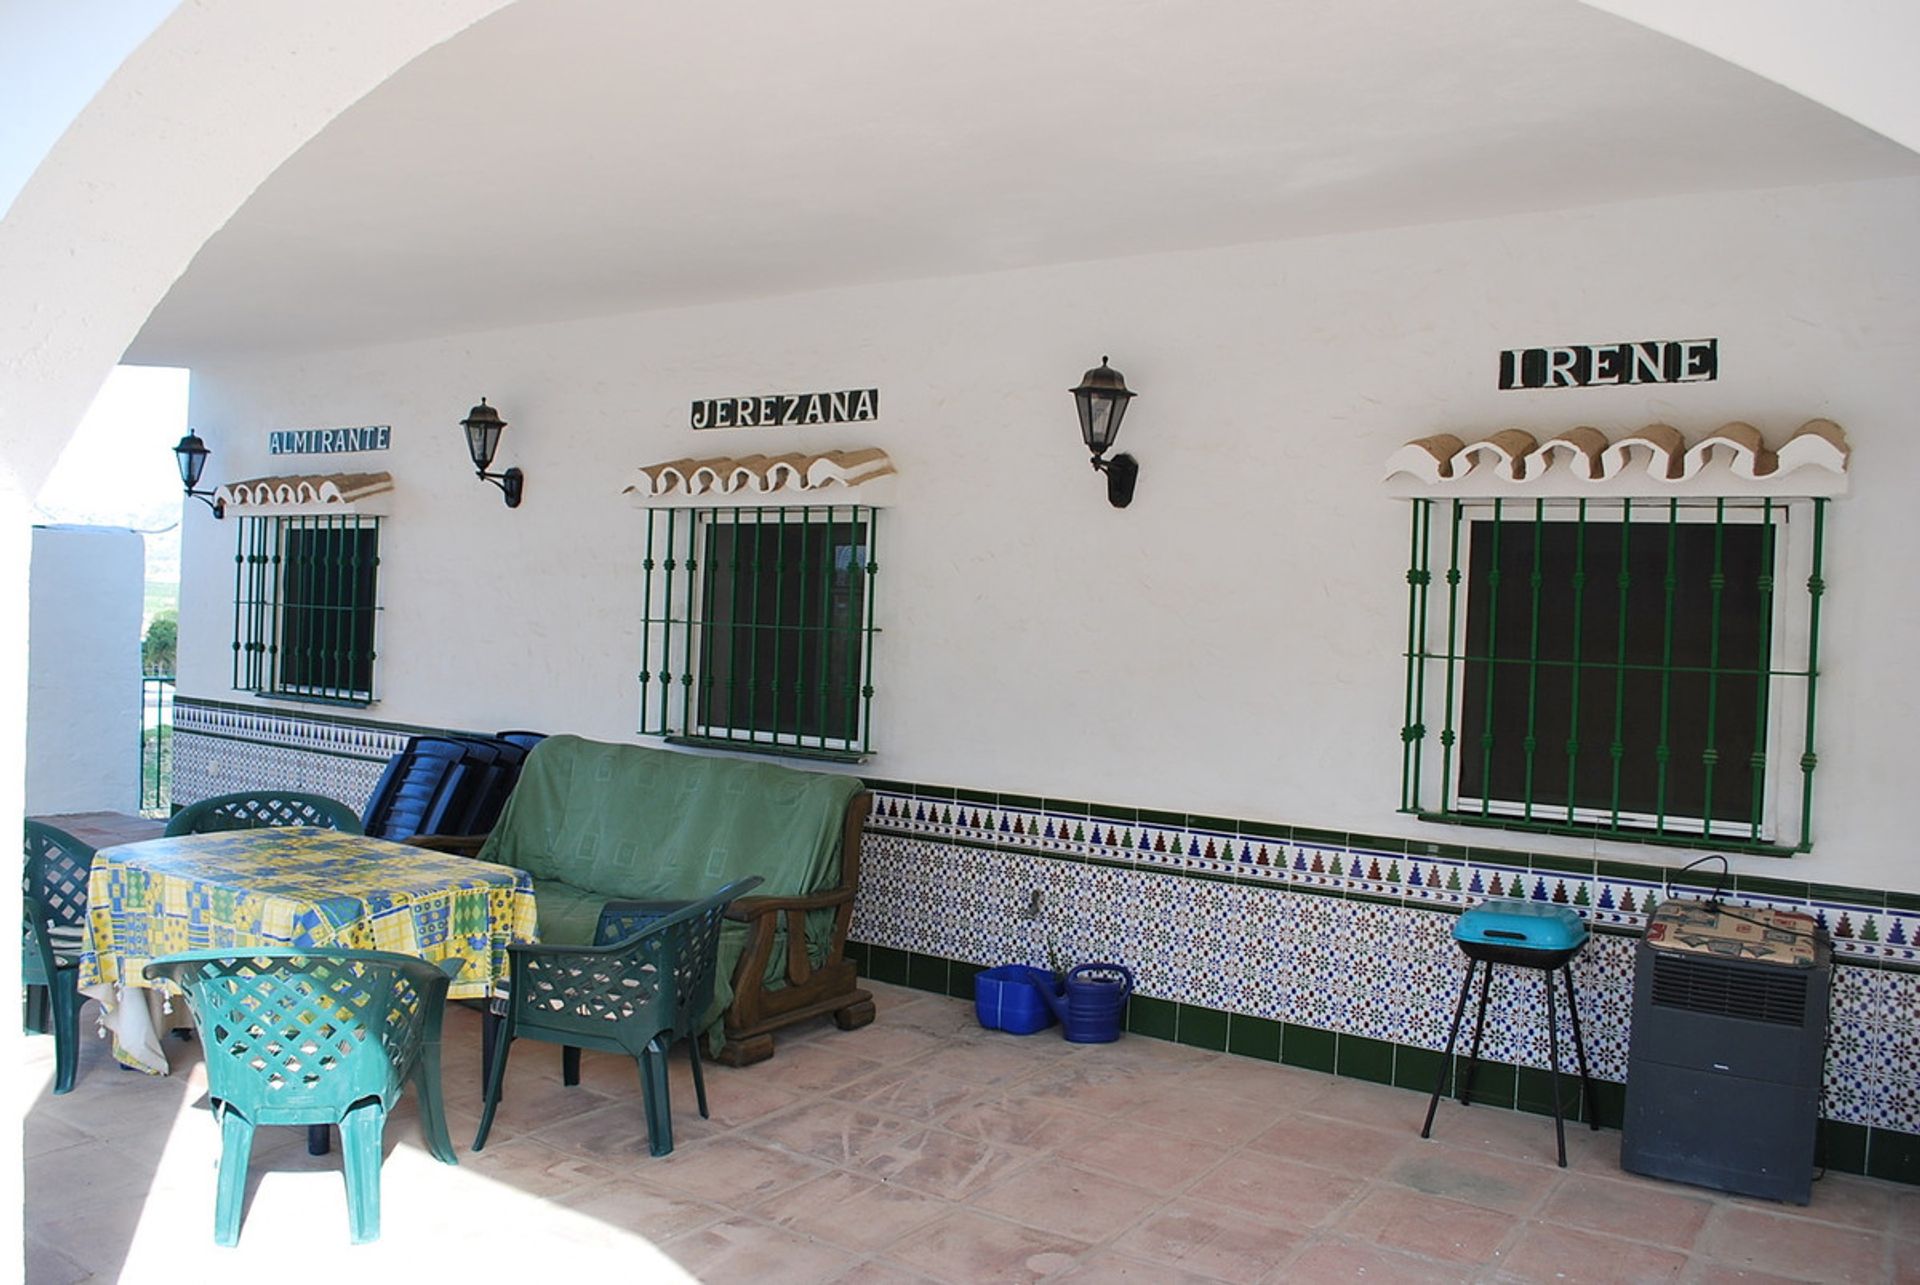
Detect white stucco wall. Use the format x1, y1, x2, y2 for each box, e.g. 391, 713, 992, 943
27, 525, 143, 813
176, 175, 1920, 893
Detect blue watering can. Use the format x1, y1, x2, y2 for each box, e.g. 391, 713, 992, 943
1039, 962, 1134, 1043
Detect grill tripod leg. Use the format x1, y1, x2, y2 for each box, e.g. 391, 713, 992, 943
1546, 969, 1567, 1168
1563, 965, 1600, 1132
1422, 958, 1477, 1140
1461, 958, 1493, 1106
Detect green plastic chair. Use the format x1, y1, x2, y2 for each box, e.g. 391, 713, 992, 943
142, 948, 461, 1246
473, 876, 761, 1159
23, 821, 96, 1095
164, 790, 364, 837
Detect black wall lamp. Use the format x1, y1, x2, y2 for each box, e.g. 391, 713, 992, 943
1070, 357, 1138, 508
460, 398, 523, 508
172, 432, 225, 518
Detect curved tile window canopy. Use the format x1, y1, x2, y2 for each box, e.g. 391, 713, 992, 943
1385, 421, 1848, 497
214, 471, 394, 516
624, 448, 894, 505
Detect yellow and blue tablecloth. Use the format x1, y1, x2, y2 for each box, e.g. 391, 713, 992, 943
81, 827, 539, 1013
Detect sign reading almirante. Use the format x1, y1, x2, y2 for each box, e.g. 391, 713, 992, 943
692, 388, 878, 429
268, 424, 392, 455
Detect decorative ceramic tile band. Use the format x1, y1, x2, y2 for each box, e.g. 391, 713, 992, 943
172, 697, 411, 813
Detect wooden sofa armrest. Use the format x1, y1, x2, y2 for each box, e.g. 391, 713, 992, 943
723, 887, 855, 920
405, 834, 490, 857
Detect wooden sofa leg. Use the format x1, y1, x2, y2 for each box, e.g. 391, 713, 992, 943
833, 998, 877, 1031
716, 1033, 776, 1067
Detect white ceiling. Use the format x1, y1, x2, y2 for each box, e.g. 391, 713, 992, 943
127, 0, 1920, 364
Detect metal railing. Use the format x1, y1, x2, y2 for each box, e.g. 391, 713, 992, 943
141, 673, 175, 815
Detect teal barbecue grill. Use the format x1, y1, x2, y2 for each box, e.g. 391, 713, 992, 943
1420, 900, 1599, 1166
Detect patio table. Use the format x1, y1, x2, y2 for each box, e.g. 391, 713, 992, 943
79, 827, 538, 1075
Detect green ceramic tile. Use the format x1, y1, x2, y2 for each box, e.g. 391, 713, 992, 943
1336, 1035, 1394, 1085
1137, 807, 1187, 829
1885, 891, 1920, 913
948, 960, 983, 1001
907, 952, 947, 995
1348, 832, 1409, 854
1089, 801, 1140, 825
1516, 1066, 1579, 1120
1188, 814, 1240, 836
856, 776, 910, 794
1127, 994, 1177, 1041
1292, 826, 1347, 847
1594, 859, 1650, 883
1734, 873, 1810, 901
1412, 841, 1470, 863
1226, 1014, 1281, 1063
1812, 882, 1884, 909
1456, 1057, 1516, 1109
1281, 1023, 1336, 1074
1043, 796, 1090, 817
1587, 1080, 1627, 1131
1239, 819, 1292, 842
844, 939, 870, 970
914, 784, 958, 801
1393, 1045, 1450, 1097
867, 944, 909, 986
1177, 1004, 1230, 1052
1866, 1126, 1920, 1185
1821, 1121, 1870, 1175
1529, 852, 1596, 875
997, 792, 1045, 810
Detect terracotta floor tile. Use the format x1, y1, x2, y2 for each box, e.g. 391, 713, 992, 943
1247, 1112, 1418, 1178
858, 1126, 1033, 1200
827, 1258, 944, 1284
906, 1036, 1056, 1085
970, 1158, 1164, 1243
1186, 1149, 1368, 1229
1123, 1086, 1285, 1146
1271, 1235, 1476, 1283
1421, 1099, 1614, 1171
555, 1174, 731, 1241
1304, 1076, 1436, 1132
624, 1133, 834, 1205
1732, 1172, 1899, 1233
1115, 1197, 1306, 1283
748, 1098, 921, 1165
1179, 1055, 1334, 1105
747, 1038, 887, 1095
661, 1214, 862, 1283
1684, 1264, 1820, 1285
1050, 1117, 1227, 1190
23, 1237, 91, 1285
1386, 1145, 1559, 1215
834, 1023, 957, 1065
1335, 1186, 1520, 1267
751, 1168, 952, 1252
886, 1209, 1091, 1285
1697, 1206, 1890, 1284
461, 1135, 622, 1200
1492, 1220, 1689, 1283
936, 1091, 1107, 1153
1541, 1173, 1713, 1250
845, 1062, 985, 1118
1053, 1249, 1228, 1282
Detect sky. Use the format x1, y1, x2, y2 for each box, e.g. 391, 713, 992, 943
34, 364, 190, 601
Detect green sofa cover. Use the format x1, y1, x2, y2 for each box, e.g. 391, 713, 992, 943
474, 735, 863, 1050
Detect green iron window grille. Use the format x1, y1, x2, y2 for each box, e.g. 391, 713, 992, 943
232, 515, 381, 704
1399, 496, 1825, 856
638, 505, 879, 759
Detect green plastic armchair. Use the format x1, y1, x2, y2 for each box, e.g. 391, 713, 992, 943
142, 948, 461, 1246
164, 790, 363, 837
473, 876, 761, 1158
23, 821, 96, 1095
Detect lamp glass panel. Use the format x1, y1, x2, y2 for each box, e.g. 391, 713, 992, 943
175, 440, 206, 489
1081, 393, 1126, 453
464, 419, 501, 471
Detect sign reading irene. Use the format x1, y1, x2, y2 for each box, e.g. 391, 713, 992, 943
692, 388, 878, 430
1499, 339, 1717, 390
268, 425, 392, 455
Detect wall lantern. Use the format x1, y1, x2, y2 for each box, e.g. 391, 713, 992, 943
1070, 357, 1138, 508
460, 397, 523, 508
172, 432, 225, 518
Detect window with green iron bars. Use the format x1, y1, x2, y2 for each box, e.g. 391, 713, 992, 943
232, 515, 381, 704
638, 505, 879, 759
1399, 496, 1826, 856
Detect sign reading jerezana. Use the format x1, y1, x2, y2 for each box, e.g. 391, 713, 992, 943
692, 388, 878, 429
1499, 339, 1717, 390
268, 425, 392, 454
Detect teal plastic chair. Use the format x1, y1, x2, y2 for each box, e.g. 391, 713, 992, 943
164, 790, 364, 837
473, 876, 761, 1159
23, 821, 96, 1095
142, 948, 460, 1246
